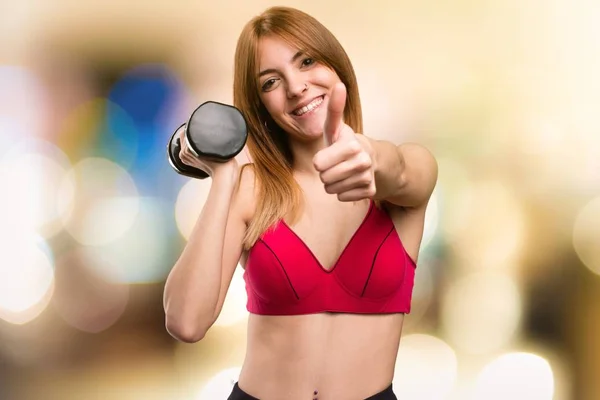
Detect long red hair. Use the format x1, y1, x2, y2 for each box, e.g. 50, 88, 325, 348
233, 6, 364, 249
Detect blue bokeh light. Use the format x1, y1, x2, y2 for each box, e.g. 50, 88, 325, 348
96, 101, 139, 169
106, 64, 191, 197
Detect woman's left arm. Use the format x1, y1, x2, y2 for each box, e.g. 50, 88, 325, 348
357, 136, 438, 208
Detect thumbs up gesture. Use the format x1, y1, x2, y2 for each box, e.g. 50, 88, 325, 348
313, 82, 376, 202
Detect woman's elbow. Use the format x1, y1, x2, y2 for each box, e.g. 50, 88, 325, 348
165, 316, 210, 343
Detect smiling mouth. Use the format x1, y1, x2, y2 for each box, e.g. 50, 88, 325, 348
292, 95, 325, 117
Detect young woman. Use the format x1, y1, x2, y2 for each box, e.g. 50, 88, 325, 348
163, 6, 438, 400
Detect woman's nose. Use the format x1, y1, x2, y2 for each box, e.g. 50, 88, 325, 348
286, 78, 308, 98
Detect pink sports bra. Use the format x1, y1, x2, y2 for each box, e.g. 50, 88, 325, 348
243, 200, 417, 315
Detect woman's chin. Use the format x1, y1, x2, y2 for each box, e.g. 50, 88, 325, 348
296, 131, 325, 143
297, 124, 326, 140
281, 124, 321, 142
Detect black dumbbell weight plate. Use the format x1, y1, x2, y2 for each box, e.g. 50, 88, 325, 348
185, 101, 248, 161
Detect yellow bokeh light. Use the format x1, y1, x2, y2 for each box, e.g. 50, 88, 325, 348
442, 271, 522, 354
517, 115, 565, 156
55, 97, 106, 160
449, 180, 525, 273
173, 323, 247, 390
473, 352, 554, 400
213, 266, 249, 327
403, 258, 434, 331
573, 196, 600, 276
436, 157, 474, 242
422, 188, 440, 251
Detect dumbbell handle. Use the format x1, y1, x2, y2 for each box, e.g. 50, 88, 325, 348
167, 123, 209, 179
181, 127, 200, 158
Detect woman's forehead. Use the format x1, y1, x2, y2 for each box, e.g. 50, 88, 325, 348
257, 36, 303, 67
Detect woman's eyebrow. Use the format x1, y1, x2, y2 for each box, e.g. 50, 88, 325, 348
257, 50, 304, 78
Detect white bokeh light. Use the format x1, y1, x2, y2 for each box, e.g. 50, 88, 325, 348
82, 197, 173, 284
472, 352, 554, 400
197, 367, 242, 400
59, 157, 139, 246
175, 178, 212, 240
394, 334, 458, 399
0, 235, 54, 324
0, 139, 73, 239
0, 66, 47, 153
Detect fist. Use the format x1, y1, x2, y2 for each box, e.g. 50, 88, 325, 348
176, 126, 238, 178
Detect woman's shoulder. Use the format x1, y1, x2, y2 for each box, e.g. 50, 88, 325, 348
233, 162, 258, 223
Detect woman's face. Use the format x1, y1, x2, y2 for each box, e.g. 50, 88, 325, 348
257, 35, 342, 142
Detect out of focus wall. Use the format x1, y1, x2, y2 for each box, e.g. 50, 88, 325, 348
1, 1, 599, 399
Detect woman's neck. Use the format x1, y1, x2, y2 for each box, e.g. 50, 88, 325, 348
288, 136, 327, 177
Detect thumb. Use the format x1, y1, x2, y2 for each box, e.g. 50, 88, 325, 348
323, 82, 347, 146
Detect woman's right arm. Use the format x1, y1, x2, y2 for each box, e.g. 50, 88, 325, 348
163, 130, 253, 343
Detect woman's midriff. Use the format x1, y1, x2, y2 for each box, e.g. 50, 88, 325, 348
237, 312, 404, 400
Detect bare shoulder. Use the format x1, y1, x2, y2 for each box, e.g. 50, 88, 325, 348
232, 163, 258, 225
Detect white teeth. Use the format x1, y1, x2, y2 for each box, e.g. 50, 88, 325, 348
294, 96, 323, 116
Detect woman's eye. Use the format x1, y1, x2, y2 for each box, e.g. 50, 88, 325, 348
262, 78, 276, 91
302, 58, 315, 67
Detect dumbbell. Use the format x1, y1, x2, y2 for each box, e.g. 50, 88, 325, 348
167, 101, 248, 179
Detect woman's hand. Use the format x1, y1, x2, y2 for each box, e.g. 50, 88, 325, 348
177, 126, 239, 181
312, 82, 376, 202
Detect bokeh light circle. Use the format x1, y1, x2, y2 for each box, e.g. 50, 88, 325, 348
442, 271, 522, 354
448, 180, 525, 272
0, 139, 73, 239
53, 248, 129, 333
59, 157, 139, 246
213, 266, 249, 327
175, 178, 212, 240
82, 197, 174, 284
197, 367, 241, 400
422, 188, 440, 251
473, 352, 554, 400
0, 235, 54, 325
394, 334, 458, 399
573, 196, 600, 276
0, 66, 47, 151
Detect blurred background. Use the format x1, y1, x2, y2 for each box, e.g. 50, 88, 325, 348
1, 0, 599, 399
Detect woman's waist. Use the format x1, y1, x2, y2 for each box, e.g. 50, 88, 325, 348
239, 324, 400, 397
239, 350, 397, 381
237, 354, 396, 400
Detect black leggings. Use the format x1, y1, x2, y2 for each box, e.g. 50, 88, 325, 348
227, 382, 397, 400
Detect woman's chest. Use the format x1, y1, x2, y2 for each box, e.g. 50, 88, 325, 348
284, 198, 371, 272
